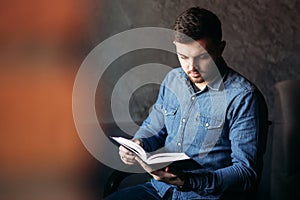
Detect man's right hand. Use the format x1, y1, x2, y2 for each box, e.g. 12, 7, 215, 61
119, 139, 143, 165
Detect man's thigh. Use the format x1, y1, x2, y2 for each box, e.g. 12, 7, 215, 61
104, 182, 162, 200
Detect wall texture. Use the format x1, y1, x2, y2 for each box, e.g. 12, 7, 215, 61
95, 0, 300, 122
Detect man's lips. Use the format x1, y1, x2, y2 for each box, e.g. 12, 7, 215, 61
189, 71, 202, 77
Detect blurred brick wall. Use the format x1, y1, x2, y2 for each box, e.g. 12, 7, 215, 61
0, 1, 104, 199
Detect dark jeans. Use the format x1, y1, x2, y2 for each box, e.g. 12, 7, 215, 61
103, 182, 255, 200
104, 182, 172, 200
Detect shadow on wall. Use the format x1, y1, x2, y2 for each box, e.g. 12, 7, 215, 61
253, 53, 300, 121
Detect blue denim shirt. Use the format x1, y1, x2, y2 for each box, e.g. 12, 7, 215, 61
133, 61, 268, 199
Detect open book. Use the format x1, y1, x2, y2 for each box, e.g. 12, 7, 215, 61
111, 136, 190, 165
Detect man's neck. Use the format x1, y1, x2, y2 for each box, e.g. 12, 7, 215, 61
195, 82, 208, 91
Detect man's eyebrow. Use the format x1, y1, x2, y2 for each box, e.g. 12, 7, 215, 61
177, 52, 187, 57
177, 52, 209, 58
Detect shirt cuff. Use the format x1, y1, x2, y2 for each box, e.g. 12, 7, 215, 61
176, 173, 195, 192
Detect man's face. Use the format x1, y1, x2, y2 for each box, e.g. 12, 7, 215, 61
174, 38, 222, 86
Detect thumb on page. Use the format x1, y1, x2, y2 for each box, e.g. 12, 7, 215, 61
135, 157, 154, 173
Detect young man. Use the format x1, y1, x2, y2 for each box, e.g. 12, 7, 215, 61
106, 7, 268, 200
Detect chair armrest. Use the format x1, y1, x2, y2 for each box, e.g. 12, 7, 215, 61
103, 170, 135, 198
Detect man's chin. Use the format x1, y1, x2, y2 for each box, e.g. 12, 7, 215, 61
191, 78, 205, 84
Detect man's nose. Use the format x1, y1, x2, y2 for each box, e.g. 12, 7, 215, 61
188, 59, 198, 70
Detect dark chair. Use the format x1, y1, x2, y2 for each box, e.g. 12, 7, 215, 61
103, 170, 151, 198
270, 80, 300, 200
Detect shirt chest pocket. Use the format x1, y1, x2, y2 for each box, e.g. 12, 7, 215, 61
197, 115, 226, 147
198, 115, 224, 130
163, 105, 179, 134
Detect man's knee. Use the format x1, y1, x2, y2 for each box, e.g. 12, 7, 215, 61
104, 183, 161, 200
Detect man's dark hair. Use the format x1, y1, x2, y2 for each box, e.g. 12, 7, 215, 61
174, 7, 222, 44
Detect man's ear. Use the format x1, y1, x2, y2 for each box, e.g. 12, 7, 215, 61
219, 41, 226, 55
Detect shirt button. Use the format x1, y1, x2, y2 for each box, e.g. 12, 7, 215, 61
205, 123, 209, 127
182, 118, 186, 123
191, 96, 195, 101
177, 142, 181, 146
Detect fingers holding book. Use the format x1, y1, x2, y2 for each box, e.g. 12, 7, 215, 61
135, 156, 185, 187
119, 139, 143, 165
119, 145, 136, 165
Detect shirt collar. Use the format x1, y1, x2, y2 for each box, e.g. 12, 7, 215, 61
207, 57, 228, 91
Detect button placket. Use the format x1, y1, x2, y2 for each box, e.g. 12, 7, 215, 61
177, 95, 197, 152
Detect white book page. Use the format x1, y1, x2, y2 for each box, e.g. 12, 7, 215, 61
146, 153, 190, 165
111, 137, 147, 161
